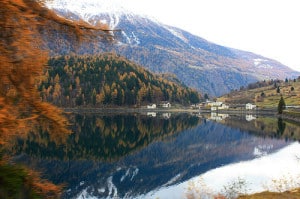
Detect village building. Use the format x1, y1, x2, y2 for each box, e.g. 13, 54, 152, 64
208, 101, 223, 107
245, 103, 256, 110
161, 101, 171, 108
147, 104, 157, 109
218, 104, 229, 110
208, 101, 229, 111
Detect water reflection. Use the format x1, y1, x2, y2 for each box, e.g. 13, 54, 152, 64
148, 143, 300, 199
12, 113, 199, 160
10, 113, 299, 198
217, 114, 300, 140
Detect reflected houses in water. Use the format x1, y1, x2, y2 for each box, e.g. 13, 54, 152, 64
162, 113, 171, 119
209, 112, 229, 121
147, 112, 172, 119
147, 112, 157, 117
208, 113, 257, 122
246, 114, 256, 121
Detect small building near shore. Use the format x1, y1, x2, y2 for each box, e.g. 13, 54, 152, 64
208, 101, 223, 107
208, 101, 229, 111
218, 104, 229, 110
246, 103, 256, 110
211, 106, 217, 111
147, 104, 157, 109
161, 101, 171, 108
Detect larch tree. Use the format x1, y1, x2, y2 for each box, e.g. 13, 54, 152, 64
1, 0, 115, 139
0, 0, 113, 197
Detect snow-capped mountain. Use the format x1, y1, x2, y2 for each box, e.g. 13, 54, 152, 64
46, 0, 141, 29
45, 0, 300, 96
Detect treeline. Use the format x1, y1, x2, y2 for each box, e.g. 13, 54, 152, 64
39, 53, 200, 107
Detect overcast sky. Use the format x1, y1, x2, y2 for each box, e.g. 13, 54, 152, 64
123, 0, 300, 72
48, 0, 300, 72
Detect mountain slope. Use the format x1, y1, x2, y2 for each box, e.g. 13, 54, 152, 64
45, 0, 300, 96
218, 78, 300, 107
40, 53, 200, 107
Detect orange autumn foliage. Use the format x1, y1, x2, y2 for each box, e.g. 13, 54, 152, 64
26, 169, 64, 198
0, 0, 112, 142
0, 0, 112, 197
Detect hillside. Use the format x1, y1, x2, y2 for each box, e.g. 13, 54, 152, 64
43, 1, 300, 97
218, 78, 300, 108
39, 53, 200, 107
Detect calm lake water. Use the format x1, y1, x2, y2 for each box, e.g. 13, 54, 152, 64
10, 112, 300, 198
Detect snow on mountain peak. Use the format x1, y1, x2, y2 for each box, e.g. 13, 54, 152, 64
47, 0, 129, 15
46, 0, 156, 29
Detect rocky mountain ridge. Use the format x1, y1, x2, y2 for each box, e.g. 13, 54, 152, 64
45, 0, 300, 96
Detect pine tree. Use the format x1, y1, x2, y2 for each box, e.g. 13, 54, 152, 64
276, 86, 281, 93
278, 96, 286, 114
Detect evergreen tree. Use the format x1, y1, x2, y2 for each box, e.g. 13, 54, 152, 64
285, 78, 289, 83
277, 118, 286, 135
276, 86, 280, 93
204, 93, 209, 100
278, 96, 286, 114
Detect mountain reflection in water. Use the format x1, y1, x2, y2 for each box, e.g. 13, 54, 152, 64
11, 113, 299, 198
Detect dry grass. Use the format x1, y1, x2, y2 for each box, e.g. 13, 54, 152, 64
219, 80, 300, 108
238, 188, 300, 199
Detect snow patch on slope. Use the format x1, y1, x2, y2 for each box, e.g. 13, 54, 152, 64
46, 0, 129, 15
165, 26, 189, 43
254, 58, 274, 69
121, 31, 140, 45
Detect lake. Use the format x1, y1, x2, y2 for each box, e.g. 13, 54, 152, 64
10, 112, 300, 198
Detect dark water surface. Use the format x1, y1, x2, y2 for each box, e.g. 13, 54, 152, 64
10, 112, 300, 198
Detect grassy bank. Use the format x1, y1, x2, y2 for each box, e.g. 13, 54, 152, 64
238, 188, 300, 199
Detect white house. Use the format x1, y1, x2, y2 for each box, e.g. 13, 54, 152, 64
208, 101, 229, 111
211, 106, 217, 111
147, 104, 157, 109
218, 104, 229, 110
246, 103, 256, 110
161, 102, 171, 108
208, 101, 223, 107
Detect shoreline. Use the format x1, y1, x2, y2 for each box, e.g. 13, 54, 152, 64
62, 107, 300, 123
63, 107, 277, 114
63, 107, 201, 114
